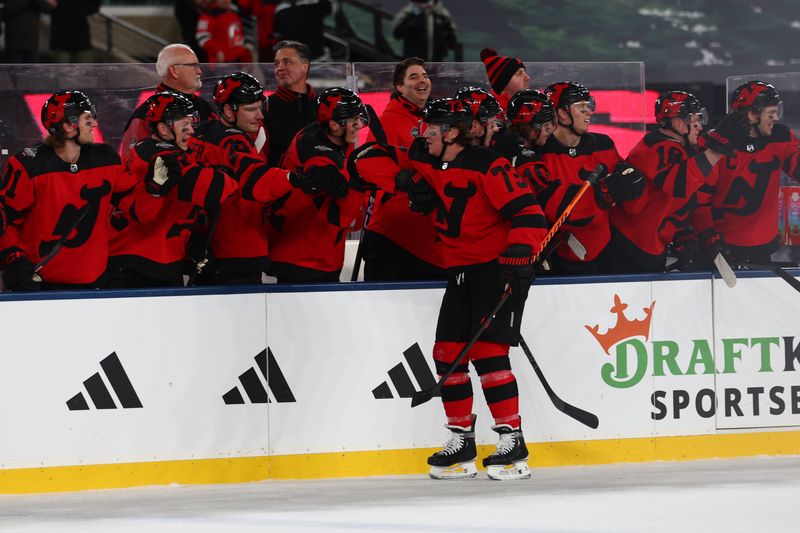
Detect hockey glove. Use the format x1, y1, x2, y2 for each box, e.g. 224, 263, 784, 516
698, 228, 734, 266
289, 165, 349, 199
499, 243, 535, 299
668, 230, 701, 271
346, 143, 378, 193
2, 253, 42, 291
407, 176, 438, 216
593, 163, 646, 209
700, 110, 750, 157
145, 150, 183, 196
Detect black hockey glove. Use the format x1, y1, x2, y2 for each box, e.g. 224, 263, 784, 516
289, 165, 349, 199
698, 228, 734, 266
2, 253, 41, 291
499, 243, 535, 299
593, 163, 646, 209
700, 110, 750, 157
406, 176, 438, 216
668, 230, 701, 271
145, 150, 183, 197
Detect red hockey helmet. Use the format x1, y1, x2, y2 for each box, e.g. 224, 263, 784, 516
316, 87, 368, 125
212, 72, 266, 111
454, 86, 503, 123
41, 90, 96, 135
730, 81, 781, 112
655, 91, 707, 127
507, 89, 555, 127
545, 81, 595, 111
144, 92, 198, 132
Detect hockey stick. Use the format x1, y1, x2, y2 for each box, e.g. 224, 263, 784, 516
350, 104, 385, 281
713, 252, 737, 288
410, 285, 512, 408
518, 335, 599, 429
32, 205, 92, 282
410, 163, 607, 408
737, 262, 800, 293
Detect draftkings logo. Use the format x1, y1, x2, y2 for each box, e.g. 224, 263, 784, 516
223, 348, 296, 404
66, 352, 143, 410
372, 343, 438, 399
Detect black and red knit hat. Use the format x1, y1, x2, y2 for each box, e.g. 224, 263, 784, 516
480, 48, 525, 94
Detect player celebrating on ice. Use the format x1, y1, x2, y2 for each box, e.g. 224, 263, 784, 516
354, 98, 547, 480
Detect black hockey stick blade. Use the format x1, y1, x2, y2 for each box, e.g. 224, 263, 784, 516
519, 336, 599, 429
740, 263, 800, 293
411, 287, 513, 408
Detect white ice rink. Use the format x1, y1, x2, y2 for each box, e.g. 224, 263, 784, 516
1, 456, 799, 532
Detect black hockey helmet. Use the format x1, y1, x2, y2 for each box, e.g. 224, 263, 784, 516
421, 97, 472, 128
316, 87, 368, 125
212, 72, 266, 111
144, 92, 198, 132
655, 91, 707, 128
454, 86, 502, 123
507, 89, 555, 127
41, 90, 97, 135
730, 81, 781, 112
545, 81, 595, 111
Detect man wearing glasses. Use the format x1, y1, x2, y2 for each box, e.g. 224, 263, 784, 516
120, 43, 217, 160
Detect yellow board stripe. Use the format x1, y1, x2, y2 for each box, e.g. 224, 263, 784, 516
2, 430, 799, 494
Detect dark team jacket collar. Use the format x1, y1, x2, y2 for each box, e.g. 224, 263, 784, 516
156, 83, 194, 98
389, 92, 423, 117
274, 84, 316, 103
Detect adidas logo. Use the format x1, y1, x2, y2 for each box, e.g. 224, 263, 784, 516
373, 343, 438, 399
66, 352, 143, 410
223, 348, 296, 404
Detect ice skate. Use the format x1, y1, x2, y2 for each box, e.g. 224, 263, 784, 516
427, 416, 477, 480
483, 424, 531, 480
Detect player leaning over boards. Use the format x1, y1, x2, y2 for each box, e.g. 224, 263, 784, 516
354, 98, 547, 480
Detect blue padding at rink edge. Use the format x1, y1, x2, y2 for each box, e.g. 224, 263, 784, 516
3, 268, 795, 302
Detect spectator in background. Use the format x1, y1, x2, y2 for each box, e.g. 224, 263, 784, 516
174, 0, 206, 61
479, 47, 529, 111
196, 0, 253, 63
238, 0, 278, 62
392, 0, 457, 62
272, 0, 331, 60
265, 40, 316, 167
49, 0, 100, 63
120, 43, 217, 161
3, 0, 54, 63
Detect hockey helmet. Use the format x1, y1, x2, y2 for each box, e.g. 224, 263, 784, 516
454, 86, 503, 123
655, 91, 707, 127
144, 92, 198, 132
41, 90, 97, 135
316, 87, 368, 125
545, 81, 595, 111
212, 72, 266, 111
507, 89, 555, 127
730, 81, 782, 112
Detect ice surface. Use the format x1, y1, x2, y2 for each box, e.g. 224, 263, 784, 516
0, 456, 798, 532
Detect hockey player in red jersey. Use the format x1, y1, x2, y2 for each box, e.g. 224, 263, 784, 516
360, 57, 445, 281
196, 0, 253, 63
704, 81, 800, 265
538, 81, 646, 274
479, 48, 530, 111
355, 98, 547, 480
454, 86, 506, 148
0, 91, 153, 290
265, 88, 364, 283
607, 91, 749, 273
107, 92, 238, 288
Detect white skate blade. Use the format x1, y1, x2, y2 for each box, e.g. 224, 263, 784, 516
486, 460, 531, 481
428, 461, 477, 480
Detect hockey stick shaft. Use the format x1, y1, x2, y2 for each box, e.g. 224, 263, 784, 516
410, 286, 512, 407
713, 253, 737, 288
739, 263, 800, 293
519, 336, 599, 429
